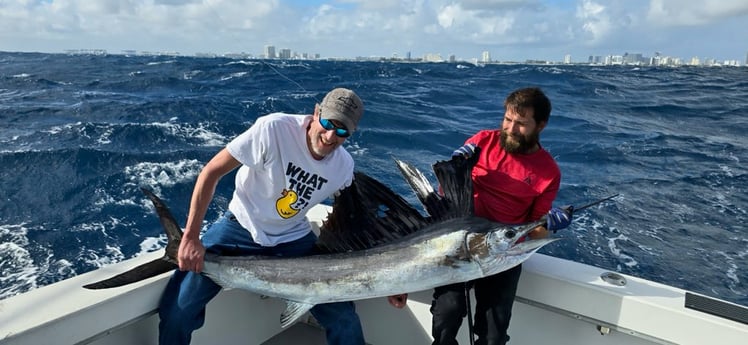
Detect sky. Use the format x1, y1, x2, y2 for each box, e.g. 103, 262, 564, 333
1, 0, 747, 63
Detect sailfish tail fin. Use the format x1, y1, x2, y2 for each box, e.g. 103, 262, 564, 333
83, 188, 180, 289
140, 188, 181, 264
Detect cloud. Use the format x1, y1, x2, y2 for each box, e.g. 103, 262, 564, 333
647, 0, 748, 26
459, 0, 541, 11
440, 4, 518, 43
436, 3, 459, 29
0, 0, 282, 53
340, 0, 402, 11
300, 0, 552, 51
575, 0, 612, 43
1, 0, 279, 37
302, 0, 428, 53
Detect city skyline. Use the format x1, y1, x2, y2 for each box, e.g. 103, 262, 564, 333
60, 44, 746, 68
1, 1, 747, 63
259, 44, 746, 66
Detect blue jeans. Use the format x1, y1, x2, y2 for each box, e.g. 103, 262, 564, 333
158, 212, 365, 345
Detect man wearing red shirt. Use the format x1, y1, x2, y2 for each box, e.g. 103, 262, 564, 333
388, 87, 572, 345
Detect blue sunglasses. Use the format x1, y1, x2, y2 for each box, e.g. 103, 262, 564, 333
318, 117, 351, 138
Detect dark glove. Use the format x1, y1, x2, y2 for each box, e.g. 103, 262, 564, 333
546, 205, 573, 232
452, 143, 477, 159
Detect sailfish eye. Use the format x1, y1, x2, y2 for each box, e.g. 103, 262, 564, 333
505, 230, 516, 239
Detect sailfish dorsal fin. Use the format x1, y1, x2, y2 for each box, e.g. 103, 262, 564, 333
395, 148, 479, 221
430, 151, 479, 220
315, 151, 479, 253
315, 170, 430, 253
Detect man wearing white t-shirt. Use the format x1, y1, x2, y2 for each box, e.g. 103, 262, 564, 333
158, 88, 366, 345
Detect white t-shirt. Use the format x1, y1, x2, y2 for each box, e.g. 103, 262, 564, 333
226, 113, 354, 246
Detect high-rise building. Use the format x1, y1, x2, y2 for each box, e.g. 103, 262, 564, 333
623, 53, 643, 65
278, 48, 291, 59
745, 51, 748, 66
564, 54, 572, 64
423, 53, 444, 62
481, 51, 491, 63
264, 45, 276, 59
589, 55, 604, 64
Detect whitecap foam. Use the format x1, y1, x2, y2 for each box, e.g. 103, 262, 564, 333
44, 257, 76, 280
41, 120, 228, 148
0, 242, 39, 300
91, 159, 202, 213
72, 217, 132, 239
288, 91, 317, 100
720, 245, 746, 297
345, 142, 367, 157
124, 159, 203, 196
146, 60, 176, 66
80, 245, 125, 268
265, 61, 310, 69
0, 223, 39, 299
607, 233, 638, 268
41, 121, 115, 145
220, 71, 248, 81
92, 187, 139, 210
139, 236, 167, 255
224, 60, 261, 66
183, 70, 202, 80
0, 222, 29, 244
44, 121, 81, 135
148, 120, 228, 147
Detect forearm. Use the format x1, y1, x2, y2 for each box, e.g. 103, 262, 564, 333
183, 171, 219, 240
184, 148, 241, 240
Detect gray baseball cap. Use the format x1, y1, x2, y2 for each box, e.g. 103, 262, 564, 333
319, 88, 364, 130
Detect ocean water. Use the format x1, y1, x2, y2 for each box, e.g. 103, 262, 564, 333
1, 52, 746, 308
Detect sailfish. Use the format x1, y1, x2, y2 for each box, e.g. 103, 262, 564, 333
84, 151, 561, 327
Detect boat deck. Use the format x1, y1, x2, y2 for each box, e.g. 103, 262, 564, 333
262, 323, 326, 345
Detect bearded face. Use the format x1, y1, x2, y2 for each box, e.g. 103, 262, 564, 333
500, 128, 540, 154
499, 106, 544, 154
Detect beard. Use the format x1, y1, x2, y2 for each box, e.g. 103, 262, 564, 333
500, 129, 540, 154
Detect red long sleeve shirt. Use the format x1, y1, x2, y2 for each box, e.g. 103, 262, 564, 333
466, 130, 560, 225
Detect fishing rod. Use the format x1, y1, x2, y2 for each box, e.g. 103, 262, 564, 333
568, 193, 620, 213
545, 194, 619, 234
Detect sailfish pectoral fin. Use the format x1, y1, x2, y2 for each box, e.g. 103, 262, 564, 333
280, 300, 315, 328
